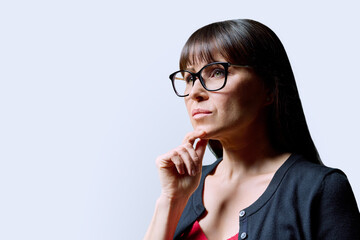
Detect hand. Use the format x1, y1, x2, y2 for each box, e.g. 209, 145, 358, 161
155, 130, 208, 201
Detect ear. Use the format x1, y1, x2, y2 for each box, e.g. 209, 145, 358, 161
263, 89, 274, 106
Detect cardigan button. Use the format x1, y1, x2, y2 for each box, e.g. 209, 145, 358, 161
240, 232, 247, 239
239, 210, 246, 217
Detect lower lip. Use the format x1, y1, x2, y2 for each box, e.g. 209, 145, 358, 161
193, 113, 212, 119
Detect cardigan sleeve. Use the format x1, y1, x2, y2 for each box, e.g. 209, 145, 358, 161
314, 171, 360, 239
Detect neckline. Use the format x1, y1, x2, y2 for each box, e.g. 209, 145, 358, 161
192, 153, 300, 217
188, 220, 239, 240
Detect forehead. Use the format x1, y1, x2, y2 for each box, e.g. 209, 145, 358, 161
180, 38, 231, 70
183, 50, 229, 70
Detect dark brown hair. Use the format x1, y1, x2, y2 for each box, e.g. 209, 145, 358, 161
180, 19, 322, 164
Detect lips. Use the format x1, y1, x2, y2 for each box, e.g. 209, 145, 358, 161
192, 108, 212, 117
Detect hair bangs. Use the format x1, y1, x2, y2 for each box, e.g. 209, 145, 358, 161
179, 37, 220, 70
179, 21, 253, 71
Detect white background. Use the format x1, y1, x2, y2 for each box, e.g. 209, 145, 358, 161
0, 1, 359, 239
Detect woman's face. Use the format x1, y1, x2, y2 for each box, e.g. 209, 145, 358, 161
184, 55, 270, 143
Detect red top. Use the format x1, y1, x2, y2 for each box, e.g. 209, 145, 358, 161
184, 220, 238, 240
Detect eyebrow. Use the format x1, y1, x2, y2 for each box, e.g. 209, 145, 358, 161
185, 66, 195, 72
185, 60, 224, 72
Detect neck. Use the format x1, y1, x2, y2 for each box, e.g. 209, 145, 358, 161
216, 121, 288, 180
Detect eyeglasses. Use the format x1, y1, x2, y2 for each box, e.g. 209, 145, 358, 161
169, 62, 249, 97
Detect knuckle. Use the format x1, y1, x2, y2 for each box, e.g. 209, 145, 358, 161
155, 151, 177, 166
193, 155, 200, 162
173, 157, 183, 166
155, 156, 168, 168
183, 132, 193, 142
171, 150, 180, 158
184, 142, 193, 149
176, 145, 186, 154
184, 132, 193, 138
155, 154, 165, 164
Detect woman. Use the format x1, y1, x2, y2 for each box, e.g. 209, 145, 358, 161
144, 19, 360, 240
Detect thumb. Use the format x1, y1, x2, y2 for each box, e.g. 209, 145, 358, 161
195, 139, 208, 160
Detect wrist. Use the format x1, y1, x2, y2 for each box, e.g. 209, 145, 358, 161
157, 194, 190, 207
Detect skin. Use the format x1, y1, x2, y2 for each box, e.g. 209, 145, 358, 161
144, 55, 290, 240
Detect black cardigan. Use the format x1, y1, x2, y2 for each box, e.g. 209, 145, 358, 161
174, 154, 360, 239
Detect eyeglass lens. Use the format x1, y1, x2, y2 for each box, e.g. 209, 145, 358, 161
172, 63, 227, 96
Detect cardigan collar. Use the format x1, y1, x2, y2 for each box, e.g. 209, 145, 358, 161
192, 154, 300, 217
174, 153, 300, 239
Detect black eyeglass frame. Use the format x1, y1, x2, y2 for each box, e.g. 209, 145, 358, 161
169, 62, 250, 97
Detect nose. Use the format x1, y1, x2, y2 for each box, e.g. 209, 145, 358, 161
188, 77, 208, 101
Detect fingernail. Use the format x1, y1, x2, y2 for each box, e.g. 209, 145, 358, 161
191, 169, 196, 176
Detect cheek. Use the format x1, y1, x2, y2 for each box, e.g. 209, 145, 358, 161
217, 82, 266, 121
232, 78, 266, 107
217, 97, 242, 121
184, 99, 195, 123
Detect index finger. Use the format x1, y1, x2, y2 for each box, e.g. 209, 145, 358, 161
182, 130, 207, 145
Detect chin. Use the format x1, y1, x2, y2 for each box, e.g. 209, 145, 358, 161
193, 125, 221, 139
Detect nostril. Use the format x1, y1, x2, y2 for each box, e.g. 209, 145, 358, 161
195, 95, 205, 101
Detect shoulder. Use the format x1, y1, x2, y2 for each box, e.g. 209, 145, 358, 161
287, 156, 360, 238
273, 154, 357, 206
276, 155, 360, 238
289, 154, 341, 174
285, 154, 347, 188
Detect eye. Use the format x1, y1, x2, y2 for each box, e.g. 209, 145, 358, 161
180, 72, 191, 82
185, 74, 195, 83
210, 69, 225, 78
186, 74, 194, 83
184, 74, 192, 83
